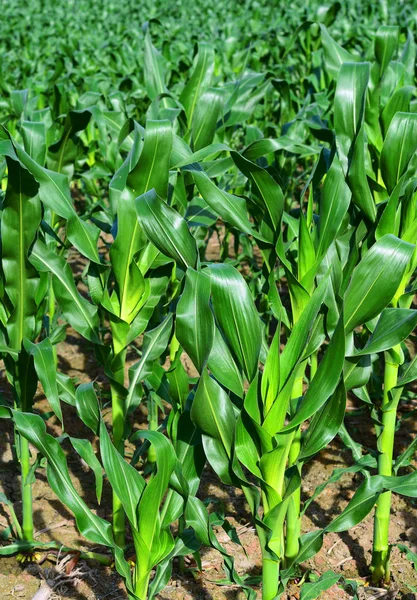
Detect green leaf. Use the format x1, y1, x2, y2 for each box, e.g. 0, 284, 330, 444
317, 155, 351, 257
5, 133, 101, 264
282, 315, 345, 432
207, 263, 262, 382
70, 437, 103, 504
294, 530, 324, 564
180, 42, 215, 124
299, 380, 346, 460
143, 26, 169, 102
344, 235, 415, 333
231, 151, 284, 235
2, 156, 41, 350
136, 190, 198, 269
320, 25, 356, 79
111, 119, 172, 321
207, 326, 244, 398
191, 369, 235, 485
192, 88, 224, 151
351, 308, 417, 356
30, 239, 101, 344
126, 315, 173, 415
326, 477, 380, 533
24, 338, 62, 423
75, 383, 100, 435
334, 62, 376, 222
187, 164, 265, 241
176, 268, 214, 373
12, 410, 131, 589
21, 120, 47, 165
99, 418, 145, 529
380, 112, 417, 194
261, 329, 280, 414
300, 570, 340, 600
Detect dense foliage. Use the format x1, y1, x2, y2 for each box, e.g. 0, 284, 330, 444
1, 1, 417, 599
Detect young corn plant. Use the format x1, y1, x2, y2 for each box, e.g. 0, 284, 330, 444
0, 121, 100, 549
9, 386, 190, 600
331, 39, 417, 582
88, 117, 174, 546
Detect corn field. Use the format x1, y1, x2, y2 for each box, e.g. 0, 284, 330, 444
1, 0, 417, 599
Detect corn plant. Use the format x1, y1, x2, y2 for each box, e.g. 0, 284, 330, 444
1, 4, 417, 600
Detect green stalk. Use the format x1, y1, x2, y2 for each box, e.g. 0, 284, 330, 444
371, 345, 401, 584
284, 366, 305, 563
178, 515, 185, 574
17, 362, 34, 543
19, 433, 33, 541
132, 530, 151, 600
48, 273, 55, 334
110, 333, 127, 548
146, 394, 158, 466
262, 557, 280, 600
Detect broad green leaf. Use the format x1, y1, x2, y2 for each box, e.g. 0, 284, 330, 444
6, 134, 101, 264
380, 112, 417, 193
282, 315, 345, 431
187, 164, 265, 241
180, 42, 215, 124
21, 120, 46, 165
30, 239, 101, 344
125, 314, 173, 415
176, 268, 214, 373
231, 150, 284, 235
317, 155, 351, 257
99, 418, 145, 529
320, 25, 357, 79
326, 477, 380, 533
111, 119, 172, 321
47, 109, 91, 177
294, 530, 324, 564
344, 235, 415, 333
191, 369, 235, 484
374, 26, 399, 76
143, 26, 169, 102
24, 338, 62, 422
299, 380, 346, 460
261, 329, 280, 414
350, 308, 417, 356
334, 62, 376, 222
75, 383, 100, 435
70, 437, 103, 504
207, 327, 244, 398
192, 88, 224, 151
1, 156, 41, 349
136, 190, 198, 269
207, 263, 262, 382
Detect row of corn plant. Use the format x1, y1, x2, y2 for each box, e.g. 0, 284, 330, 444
0, 16, 417, 600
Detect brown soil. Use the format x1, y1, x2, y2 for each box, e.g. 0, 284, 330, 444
1, 237, 417, 599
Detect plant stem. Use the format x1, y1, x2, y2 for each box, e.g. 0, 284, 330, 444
371, 347, 400, 584
132, 531, 150, 600
262, 557, 280, 600
19, 434, 33, 541
178, 515, 185, 574
147, 394, 158, 466
48, 275, 55, 334
110, 336, 127, 548
284, 368, 304, 563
